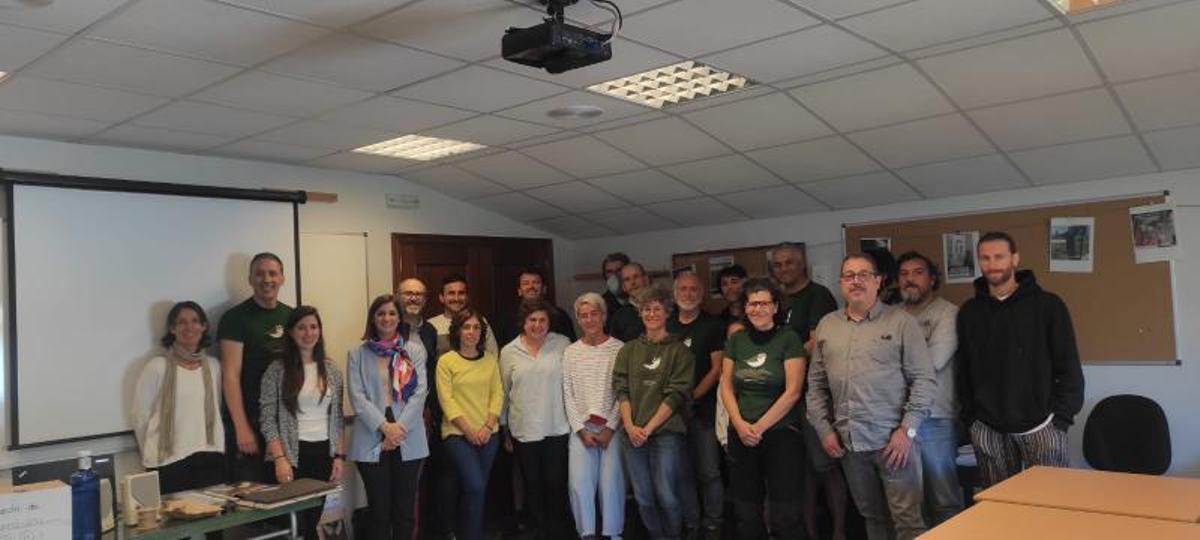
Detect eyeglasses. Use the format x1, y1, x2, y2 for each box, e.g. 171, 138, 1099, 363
840, 271, 878, 282
745, 301, 775, 311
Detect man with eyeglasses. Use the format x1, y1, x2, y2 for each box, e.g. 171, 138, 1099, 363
807, 254, 936, 540
896, 252, 963, 526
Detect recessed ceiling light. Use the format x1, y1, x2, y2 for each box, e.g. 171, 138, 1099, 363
586, 61, 754, 109
352, 135, 486, 161
547, 105, 604, 119
0, 71, 8, 82
1043, 0, 1127, 15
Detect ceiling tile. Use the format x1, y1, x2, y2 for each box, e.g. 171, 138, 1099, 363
356, 0, 535, 61
527, 181, 627, 213
643, 197, 746, 227
254, 120, 398, 151
511, 0, 674, 25
0, 107, 109, 140
1010, 136, 1156, 185
488, 37, 684, 88
24, 38, 241, 98
424, 115, 557, 147
0, 23, 69, 72
746, 136, 880, 183
471, 191, 566, 221
0, 76, 168, 123
220, 0, 414, 28
404, 165, 510, 199
132, 101, 297, 138
787, 0, 911, 19
791, 64, 954, 132
209, 139, 333, 162
804, 171, 921, 208
1115, 71, 1200, 132
622, 0, 818, 58
919, 29, 1101, 109
1079, 0, 1200, 82
393, 65, 565, 113
519, 136, 643, 178
593, 117, 728, 166
1145, 125, 1200, 172
848, 114, 993, 168
89, 124, 232, 152
0, 0, 126, 34
589, 169, 701, 203
896, 154, 1027, 198
317, 95, 475, 132
88, 0, 328, 66
585, 206, 678, 234
969, 88, 1130, 151
841, 0, 1052, 52
683, 92, 832, 151
307, 151, 417, 174
667, 85, 776, 115
496, 91, 650, 129
661, 154, 783, 194
722, 185, 827, 218
456, 151, 568, 189
192, 70, 373, 117
264, 33, 463, 92
701, 24, 888, 84
533, 215, 612, 239
578, 110, 669, 133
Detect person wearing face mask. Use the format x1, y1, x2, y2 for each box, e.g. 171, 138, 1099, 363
807, 254, 935, 540
600, 252, 631, 334
669, 271, 725, 540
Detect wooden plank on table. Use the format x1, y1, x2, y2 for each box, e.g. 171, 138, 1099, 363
975, 466, 1200, 523
922, 502, 1200, 540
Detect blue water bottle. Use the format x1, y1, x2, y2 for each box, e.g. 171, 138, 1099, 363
70, 450, 100, 540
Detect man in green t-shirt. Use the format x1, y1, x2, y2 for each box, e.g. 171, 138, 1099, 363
218, 252, 293, 481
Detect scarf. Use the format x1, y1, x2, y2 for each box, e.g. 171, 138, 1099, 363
368, 337, 417, 404
157, 346, 216, 460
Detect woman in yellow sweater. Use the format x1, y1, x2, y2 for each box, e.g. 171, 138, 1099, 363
436, 308, 504, 540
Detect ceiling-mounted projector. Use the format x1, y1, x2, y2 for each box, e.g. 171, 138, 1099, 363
503, 0, 616, 74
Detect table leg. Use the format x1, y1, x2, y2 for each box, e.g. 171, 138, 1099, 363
290, 511, 298, 539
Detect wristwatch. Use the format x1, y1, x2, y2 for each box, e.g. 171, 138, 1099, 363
905, 426, 917, 439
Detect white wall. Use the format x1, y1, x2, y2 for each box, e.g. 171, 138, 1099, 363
572, 168, 1200, 477
0, 134, 574, 472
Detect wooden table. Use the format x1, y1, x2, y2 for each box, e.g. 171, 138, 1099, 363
107, 496, 322, 540
921, 502, 1200, 540
975, 466, 1200, 523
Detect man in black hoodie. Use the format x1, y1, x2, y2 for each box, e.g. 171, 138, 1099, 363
956, 232, 1085, 487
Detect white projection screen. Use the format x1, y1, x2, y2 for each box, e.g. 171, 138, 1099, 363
7, 180, 300, 447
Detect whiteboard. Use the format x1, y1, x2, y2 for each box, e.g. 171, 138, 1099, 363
9, 184, 297, 446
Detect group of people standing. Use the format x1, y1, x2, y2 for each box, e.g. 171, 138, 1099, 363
130, 229, 1084, 540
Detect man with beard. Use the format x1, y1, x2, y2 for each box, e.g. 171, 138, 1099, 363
896, 252, 962, 525
429, 273, 499, 358
499, 267, 576, 346
716, 264, 747, 328
808, 253, 935, 540
956, 232, 1084, 487
669, 271, 725, 540
610, 262, 651, 341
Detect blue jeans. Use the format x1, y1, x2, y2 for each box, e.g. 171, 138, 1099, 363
568, 430, 626, 536
622, 431, 685, 539
444, 435, 500, 540
917, 418, 963, 526
680, 415, 724, 530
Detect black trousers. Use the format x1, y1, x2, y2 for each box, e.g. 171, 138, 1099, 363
153, 451, 227, 495
272, 440, 334, 540
357, 449, 425, 540
225, 415, 270, 482
727, 425, 807, 540
513, 434, 572, 539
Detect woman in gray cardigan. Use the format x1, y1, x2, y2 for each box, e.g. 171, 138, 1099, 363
260, 305, 346, 540
347, 294, 429, 540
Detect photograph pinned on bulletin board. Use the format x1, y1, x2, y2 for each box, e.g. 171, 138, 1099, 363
707, 255, 734, 298
1130, 203, 1179, 263
1049, 217, 1095, 273
942, 230, 980, 284
859, 237, 891, 253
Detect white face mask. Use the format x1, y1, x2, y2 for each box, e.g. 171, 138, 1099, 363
605, 274, 621, 296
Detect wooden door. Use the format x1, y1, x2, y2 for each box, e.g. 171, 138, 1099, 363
391, 233, 556, 325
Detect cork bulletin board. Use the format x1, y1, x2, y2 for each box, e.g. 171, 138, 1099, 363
844, 194, 1176, 364
672, 243, 800, 314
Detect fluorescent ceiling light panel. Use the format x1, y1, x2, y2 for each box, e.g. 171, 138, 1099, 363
1043, 0, 1128, 15
353, 134, 486, 161
587, 61, 754, 109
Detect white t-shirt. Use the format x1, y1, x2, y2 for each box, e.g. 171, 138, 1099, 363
297, 362, 331, 442
131, 356, 225, 468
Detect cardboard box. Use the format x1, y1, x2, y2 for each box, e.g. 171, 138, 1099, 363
0, 480, 72, 540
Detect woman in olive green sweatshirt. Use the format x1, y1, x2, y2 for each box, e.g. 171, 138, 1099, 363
613, 286, 695, 540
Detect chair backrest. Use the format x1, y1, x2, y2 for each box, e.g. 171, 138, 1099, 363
1083, 394, 1171, 474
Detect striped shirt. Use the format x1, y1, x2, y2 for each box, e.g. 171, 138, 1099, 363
562, 337, 623, 432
